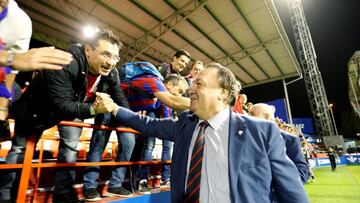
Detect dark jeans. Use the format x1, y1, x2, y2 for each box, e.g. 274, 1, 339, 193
138, 112, 173, 181
138, 137, 173, 180
329, 158, 336, 170
83, 113, 135, 189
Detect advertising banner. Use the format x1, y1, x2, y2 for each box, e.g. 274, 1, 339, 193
314, 155, 360, 167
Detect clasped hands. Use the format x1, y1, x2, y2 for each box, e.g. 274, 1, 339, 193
92, 92, 119, 115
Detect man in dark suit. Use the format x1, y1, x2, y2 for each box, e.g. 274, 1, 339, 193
249, 103, 310, 184
97, 63, 309, 203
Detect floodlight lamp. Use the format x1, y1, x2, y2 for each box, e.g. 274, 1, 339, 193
83, 25, 99, 38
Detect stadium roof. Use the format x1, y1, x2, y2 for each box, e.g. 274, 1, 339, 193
18, 0, 301, 88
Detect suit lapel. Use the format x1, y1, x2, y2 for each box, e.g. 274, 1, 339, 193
228, 111, 248, 202
176, 113, 199, 198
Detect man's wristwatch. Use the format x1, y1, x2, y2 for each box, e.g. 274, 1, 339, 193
90, 105, 96, 116
6, 51, 16, 66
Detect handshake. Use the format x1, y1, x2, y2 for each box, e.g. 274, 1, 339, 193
92, 92, 119, 115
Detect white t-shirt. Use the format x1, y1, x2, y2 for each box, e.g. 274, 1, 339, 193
0, 0, 32, 53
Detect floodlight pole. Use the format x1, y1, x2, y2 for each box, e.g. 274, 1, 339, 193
328, 104, 338, 135
286, 0, 335, 137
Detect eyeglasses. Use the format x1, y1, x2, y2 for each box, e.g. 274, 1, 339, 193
92, 46, 121, 63
100, 52, 121, 63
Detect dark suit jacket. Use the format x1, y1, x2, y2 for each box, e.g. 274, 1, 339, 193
281, 131, 310, 183
114, 107, 309, 203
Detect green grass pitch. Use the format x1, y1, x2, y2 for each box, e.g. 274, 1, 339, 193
304, 165, 360, 203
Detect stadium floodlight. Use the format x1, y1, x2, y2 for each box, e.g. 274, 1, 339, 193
83, 25, 99, 39
328, 104, 338, 135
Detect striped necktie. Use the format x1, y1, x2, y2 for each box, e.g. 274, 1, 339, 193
185, 121, 209, 203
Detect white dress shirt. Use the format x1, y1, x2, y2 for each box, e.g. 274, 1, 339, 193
186, 107, 231, 203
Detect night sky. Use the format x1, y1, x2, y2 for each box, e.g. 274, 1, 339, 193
21, 0, 359, 137
243, 0, 360, 136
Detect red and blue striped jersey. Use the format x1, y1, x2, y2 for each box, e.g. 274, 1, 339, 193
121, 75, 172, 118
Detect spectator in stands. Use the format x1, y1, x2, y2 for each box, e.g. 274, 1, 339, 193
235, 93, 249, 114
0, 29, 128, 203
0, 0, 72, 140
327, 147, 339, 172
158, 50, 191, 78
232, 82, 244, 114
119, 69, 189, 194
137, 75, 188, 194
185, 60, 203, 84
245, 101, 253, 113
83, 117, 135, 199
96, 63, 309, 203
249, 103, 310, 184
121, 71, 190, 113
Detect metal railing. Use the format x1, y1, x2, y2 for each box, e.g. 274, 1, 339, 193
0, 120, 171, 202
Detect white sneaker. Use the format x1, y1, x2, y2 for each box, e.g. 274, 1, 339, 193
138, 179, 151, 194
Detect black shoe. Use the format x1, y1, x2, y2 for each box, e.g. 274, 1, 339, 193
84, 188, 101, 202
53, 191, 82, 203
0, 120, 10, 142
137, 179, 151, 194
104, 186, 133, 197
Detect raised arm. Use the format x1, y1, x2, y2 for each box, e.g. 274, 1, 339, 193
153, 91, 190, 110
0, 47, 73, 71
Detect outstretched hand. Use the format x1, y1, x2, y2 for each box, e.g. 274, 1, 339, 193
11, 47, 73, 71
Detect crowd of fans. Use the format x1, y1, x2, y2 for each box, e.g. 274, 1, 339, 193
0, 1, 343, 202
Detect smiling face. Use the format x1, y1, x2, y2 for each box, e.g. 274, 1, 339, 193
171, 55, 190, 73
190, 63, 204, 79
188, 68, 228, 120
85, 39, 120, 76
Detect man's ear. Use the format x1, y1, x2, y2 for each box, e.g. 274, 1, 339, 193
84, 44, 93, 57
220, 88, 229, 101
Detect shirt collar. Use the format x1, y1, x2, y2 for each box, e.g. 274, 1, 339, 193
199, 107, 230, 131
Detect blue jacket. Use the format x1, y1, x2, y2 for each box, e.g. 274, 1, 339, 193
281, 130, 310, 183
114, 107, 309, 203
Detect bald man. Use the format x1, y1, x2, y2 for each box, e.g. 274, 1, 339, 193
249, 103, 310, 184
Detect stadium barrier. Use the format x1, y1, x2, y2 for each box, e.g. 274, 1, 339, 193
0, 120, 171, 203
312, 154, 360, 167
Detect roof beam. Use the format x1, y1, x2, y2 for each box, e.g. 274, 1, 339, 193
204, 6, 273, 78
164, 0, 256, 83
30, 18, 81, 44
129, 0, 214, 62
216, 37, 280, 67
31, 0, 162, 64
32, 31, 70, 50
230, 0, 284, 75
18, 2, 80, 37
93, 0, 173, 64
124, 0, 210, 62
